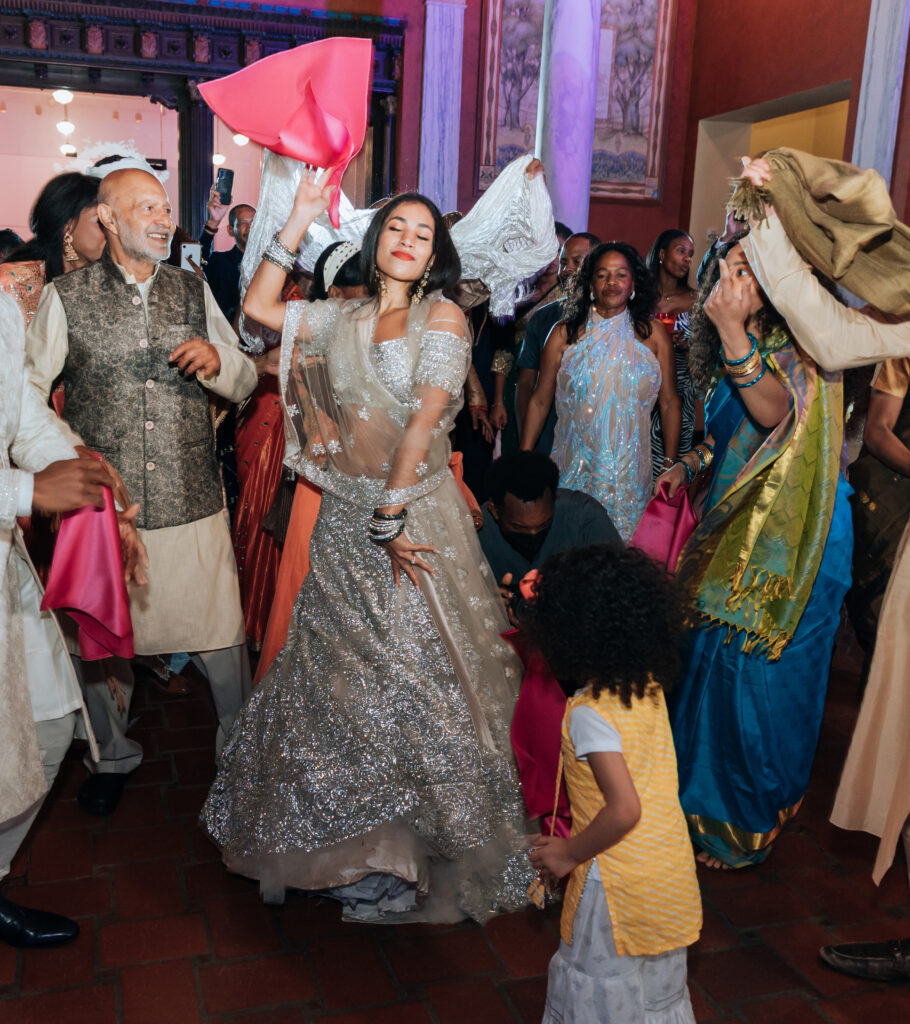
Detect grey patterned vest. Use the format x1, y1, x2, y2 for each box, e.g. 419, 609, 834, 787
54, 250, 223, 530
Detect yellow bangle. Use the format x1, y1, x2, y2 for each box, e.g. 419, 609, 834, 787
726, 351, 763, 377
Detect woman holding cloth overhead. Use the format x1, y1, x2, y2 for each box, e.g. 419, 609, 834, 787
202, 168, 532, 922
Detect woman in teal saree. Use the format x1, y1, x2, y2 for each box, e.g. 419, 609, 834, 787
658, 237, 852, 869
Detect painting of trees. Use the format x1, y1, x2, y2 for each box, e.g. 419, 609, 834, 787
610, 0, 658, 136
499, 2, 544, 130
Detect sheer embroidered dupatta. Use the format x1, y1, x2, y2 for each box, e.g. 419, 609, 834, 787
279, 291, 470, 510
277, 292, 522, 756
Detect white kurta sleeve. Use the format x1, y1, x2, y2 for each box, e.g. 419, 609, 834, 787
196, 280, 257, 403
10, 367, 79, 472
742, 214, 910, 370
0, 469, 26, 529
16, 472, 34, 517
24, 283, 70, 401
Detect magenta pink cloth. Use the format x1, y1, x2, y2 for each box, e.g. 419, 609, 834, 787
41, 486, 134, 661
630, 480, 697, 575
198, 37, 373, 227
506, 629, 571, 838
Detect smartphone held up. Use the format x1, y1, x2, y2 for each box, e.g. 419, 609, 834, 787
214, 167, 234, 205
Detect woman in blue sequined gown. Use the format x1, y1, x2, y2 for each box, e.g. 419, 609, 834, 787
201, 174, 534, 923
520, 242, 681, 540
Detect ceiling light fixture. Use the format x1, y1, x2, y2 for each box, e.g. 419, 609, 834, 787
60, 143, 77, 156
56, 119, 75, 136
52, 88, 74, 105
212, 153, 226, 166
232, 133, 249, 146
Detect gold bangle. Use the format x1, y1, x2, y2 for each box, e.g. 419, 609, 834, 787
694, 444, 714, 471
726, 351, 763, 377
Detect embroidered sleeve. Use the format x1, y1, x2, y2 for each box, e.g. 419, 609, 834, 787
414, 329, 472, 397
490, 348, 514, 376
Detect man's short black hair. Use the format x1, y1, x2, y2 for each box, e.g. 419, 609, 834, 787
566, 231, 602, 249
554, 220, 573, 243
486, 450, 560, 506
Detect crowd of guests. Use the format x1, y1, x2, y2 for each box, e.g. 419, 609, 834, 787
1, 144, 909, 1024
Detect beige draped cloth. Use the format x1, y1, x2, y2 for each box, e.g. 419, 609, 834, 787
730, 147, 910, 316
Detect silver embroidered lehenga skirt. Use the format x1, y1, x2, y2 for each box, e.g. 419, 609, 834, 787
201, 475, 534, 922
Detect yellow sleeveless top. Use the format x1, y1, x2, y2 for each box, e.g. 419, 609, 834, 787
560, 686, 702, 956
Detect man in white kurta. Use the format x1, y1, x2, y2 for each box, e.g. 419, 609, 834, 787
0, 288, 109, 946
26, 168, 257, 815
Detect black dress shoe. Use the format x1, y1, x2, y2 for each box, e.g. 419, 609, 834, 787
77, 772, 127, 816
0, 896, 79, 948
820, 938, 910, 981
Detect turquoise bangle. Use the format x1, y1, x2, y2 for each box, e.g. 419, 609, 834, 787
674, 459, 693, 484
724, 333, 758, 367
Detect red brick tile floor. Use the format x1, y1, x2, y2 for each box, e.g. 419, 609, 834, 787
2, 629, 908, 1023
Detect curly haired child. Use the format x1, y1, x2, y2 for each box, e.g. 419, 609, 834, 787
527, 544, 701, 1023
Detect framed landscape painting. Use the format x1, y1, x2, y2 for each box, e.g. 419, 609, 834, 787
478, 0, 677, 200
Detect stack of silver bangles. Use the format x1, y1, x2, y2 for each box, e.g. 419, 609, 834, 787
369, 508, 407, 544
262, 231, 297, 274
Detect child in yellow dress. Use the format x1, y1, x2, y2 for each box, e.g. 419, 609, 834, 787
528, 544, 702, 1023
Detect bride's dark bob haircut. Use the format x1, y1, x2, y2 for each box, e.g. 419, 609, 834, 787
360, 191, 462, 301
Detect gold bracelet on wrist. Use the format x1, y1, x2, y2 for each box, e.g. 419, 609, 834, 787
692, 443, 714, 473
726, 350, 763, 378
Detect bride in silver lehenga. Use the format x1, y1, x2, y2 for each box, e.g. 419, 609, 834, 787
201, 168, 535, 922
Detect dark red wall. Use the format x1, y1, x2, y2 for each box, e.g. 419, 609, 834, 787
677, 0, 873, 229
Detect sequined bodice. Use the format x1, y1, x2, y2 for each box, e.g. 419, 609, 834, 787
369, 337, 411, 403
551, 310, 661, 540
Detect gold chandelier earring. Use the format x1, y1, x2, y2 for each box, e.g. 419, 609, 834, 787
63, 232, 79, 262
411, 262, 432, 306
372, 268, 388, 296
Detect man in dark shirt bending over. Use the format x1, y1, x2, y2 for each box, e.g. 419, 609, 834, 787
477, 451, 620, 623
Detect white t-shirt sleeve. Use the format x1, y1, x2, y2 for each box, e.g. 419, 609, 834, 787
569, 705, 622, 760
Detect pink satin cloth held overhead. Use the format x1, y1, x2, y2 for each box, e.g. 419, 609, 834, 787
198, 37, 373, 227
630, 480, 698, 575
41, 485, 134, 661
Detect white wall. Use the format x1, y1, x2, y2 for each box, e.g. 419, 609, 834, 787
0, 85, 266, 253
0, 83, 374, 256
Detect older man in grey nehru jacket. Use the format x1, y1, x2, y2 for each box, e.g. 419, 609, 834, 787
26, 163, 257, 816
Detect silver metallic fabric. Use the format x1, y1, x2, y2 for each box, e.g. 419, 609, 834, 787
552, 310, 661, 541
202, 298, 534, 922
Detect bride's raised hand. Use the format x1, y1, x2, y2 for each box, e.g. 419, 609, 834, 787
291, 165, 336, 223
